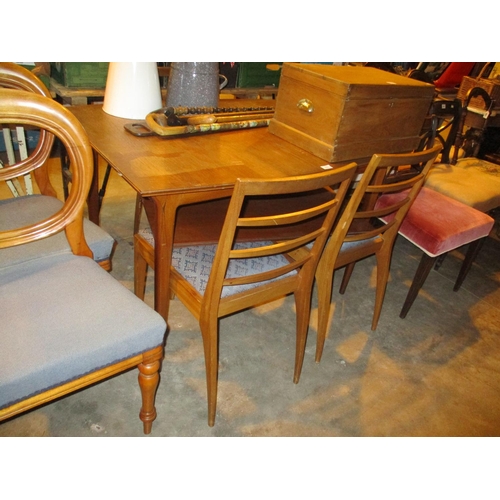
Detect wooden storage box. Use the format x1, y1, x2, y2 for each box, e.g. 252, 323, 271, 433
269, 63, 435, 162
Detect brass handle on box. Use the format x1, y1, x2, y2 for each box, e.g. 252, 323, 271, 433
297, 98, 314, 113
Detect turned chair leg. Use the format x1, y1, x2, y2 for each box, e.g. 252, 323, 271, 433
400, 253, 437, 319
138, 348, 163, 435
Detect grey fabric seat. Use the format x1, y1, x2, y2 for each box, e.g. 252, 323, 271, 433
0, 195, 115, 268
0, 253, 165, 411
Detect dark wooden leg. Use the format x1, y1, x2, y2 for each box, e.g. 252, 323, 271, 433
87, 150, 101, 225
434, 253, 447, 270
138, 347, 163, 435
98, 163, 112, 210
400, 253, 437, 319
60, 141, 71, 200
454, 238, 485, 291
339, 262, 356, 294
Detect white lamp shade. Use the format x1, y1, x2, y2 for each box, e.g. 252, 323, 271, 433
103, 62, 162, 119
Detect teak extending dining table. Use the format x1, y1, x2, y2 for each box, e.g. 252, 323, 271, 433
70, 102, 356, 321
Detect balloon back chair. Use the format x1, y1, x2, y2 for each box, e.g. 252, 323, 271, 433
0, 62, 115, 271
134, 163, 357, 426
0, 89, 167, 434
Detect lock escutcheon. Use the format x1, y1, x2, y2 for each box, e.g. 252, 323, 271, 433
297, 98, 314, 113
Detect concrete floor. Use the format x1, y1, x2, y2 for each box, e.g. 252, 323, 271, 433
2, 156, 500, 438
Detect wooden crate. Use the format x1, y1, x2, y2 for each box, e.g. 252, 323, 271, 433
268, 63, 435, 162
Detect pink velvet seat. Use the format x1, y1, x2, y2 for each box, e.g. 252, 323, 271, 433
376, 186, 494, 318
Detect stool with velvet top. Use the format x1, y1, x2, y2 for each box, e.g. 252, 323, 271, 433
376, 186, 494, 318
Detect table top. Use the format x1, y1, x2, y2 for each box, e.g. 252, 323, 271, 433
69, 102, 353, 198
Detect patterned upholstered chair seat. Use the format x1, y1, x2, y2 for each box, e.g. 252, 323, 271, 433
138, 229, 296, 298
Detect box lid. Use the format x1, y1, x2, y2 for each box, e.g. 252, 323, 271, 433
282, 63, 435, 99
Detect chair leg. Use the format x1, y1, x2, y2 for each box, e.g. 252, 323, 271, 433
315, 261, 335, 363
400, 253, 437, 319
372, 247, 392, 330
200, 316, 219, 427
434, 253, 446, 270
339, 262, 355, 294
138, 347, 163, 435
453, 238, 486, 291
293, 287, 312, 383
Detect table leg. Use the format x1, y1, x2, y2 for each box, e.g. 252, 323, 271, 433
144, 190, 232, 321
149, 195, 178, 321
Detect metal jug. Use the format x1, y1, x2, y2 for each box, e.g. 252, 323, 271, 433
166, 62, 228, 109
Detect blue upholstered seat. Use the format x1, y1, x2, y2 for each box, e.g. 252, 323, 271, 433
0, 253, 166, 411
0, 195, 115, 268
139, 229, 296, 298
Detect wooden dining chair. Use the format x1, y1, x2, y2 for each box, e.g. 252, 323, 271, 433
134, 163, 357, 426
0, 62, 115, 271
312, 145, 442, 362
0, 89, 167, 434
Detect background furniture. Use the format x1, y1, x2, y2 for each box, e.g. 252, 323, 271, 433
370, 91, 497, 318
135, 165, 357, 425
425, 87, 500, 214
0, 89, 166, 433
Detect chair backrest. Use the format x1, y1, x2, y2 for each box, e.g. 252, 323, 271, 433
0, 88, 92, 257
201, 164, 357, 312
0, 62, 56, 197
318, 145, 442, 268
451, 86, 495, 163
